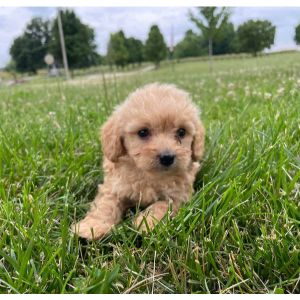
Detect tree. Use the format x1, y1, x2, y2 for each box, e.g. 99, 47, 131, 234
237, 20, 276, 56
213, 22, 239, 55
174, 30, 206, 59
189, 7, 231, 70
294, 24, 300, 45
174, 25, 238, 60
9, 17, 51, 73
107, 31, 129, 68
144, 25, 168, 68
125, 37, 144, 65
50, 9, 98, 70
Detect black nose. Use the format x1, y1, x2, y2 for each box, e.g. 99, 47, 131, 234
159, 152, 175, 166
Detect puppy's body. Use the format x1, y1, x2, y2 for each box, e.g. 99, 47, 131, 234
73, 83, 205, 240
102, 157, 200, 208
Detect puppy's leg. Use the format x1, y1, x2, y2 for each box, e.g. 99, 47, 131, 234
72, 191, 123, 240
133, 200, 180, 232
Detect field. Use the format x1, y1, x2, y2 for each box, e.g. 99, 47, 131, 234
0, 52, 300, 294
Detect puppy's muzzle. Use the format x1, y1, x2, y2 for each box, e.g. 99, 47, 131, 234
159, 151, 175, 167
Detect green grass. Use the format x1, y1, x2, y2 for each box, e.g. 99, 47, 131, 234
0, 52, 300, 294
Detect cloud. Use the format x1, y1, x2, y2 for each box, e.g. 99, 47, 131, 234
73, 7, 192, 54
0, 7, 57, 68
232, 7, 300, 50
0, 7, 33, 67
1, 7, 300, 68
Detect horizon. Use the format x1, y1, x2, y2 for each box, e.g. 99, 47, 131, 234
1, 6, 300, 68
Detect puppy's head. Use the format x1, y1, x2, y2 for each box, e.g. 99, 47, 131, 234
101, 83, 205, 173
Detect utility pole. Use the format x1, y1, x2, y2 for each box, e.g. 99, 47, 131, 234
57, 8, 70, 80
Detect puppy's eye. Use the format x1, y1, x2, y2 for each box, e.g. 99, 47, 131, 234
138, 128, 150, 138
176, 128, 186, 138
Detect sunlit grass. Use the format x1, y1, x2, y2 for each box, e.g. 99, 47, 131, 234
0, 52, 299, 293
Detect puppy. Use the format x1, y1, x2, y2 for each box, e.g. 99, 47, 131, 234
72, 83, 205, 240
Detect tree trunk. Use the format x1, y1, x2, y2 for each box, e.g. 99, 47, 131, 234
208, 36, 213, 72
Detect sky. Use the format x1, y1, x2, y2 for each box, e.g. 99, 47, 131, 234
1, 6, 300, 68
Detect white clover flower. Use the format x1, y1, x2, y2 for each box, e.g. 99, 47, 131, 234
226, 90, 235, 98
227, 82, 234, 89
270, 230, 277, 241
264, 92, 272, 100
277, 87, 285, 96
48, 111, 56, 117
291, 183, 300, 198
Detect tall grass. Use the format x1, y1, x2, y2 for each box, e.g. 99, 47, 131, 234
0, 52, 299, 293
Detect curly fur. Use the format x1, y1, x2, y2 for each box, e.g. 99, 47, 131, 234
72, 83, 205, 240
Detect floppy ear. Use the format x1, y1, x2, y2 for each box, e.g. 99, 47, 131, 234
100, 115, 125, 162
192, 119, 205, 162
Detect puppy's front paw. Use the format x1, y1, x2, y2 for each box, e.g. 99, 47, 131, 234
133, 212, 159, 233
71, 218, 111, 240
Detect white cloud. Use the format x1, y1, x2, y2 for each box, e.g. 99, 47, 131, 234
73, 7, 192, 54
0, 7, 34, 67
1, 7, 300, 68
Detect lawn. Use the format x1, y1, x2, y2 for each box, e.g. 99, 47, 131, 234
0, 52, 299, 294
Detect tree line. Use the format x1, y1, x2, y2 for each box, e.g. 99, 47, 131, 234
7, 8, 300, 74
8, 10, 99, 74
106, 25, 167, 68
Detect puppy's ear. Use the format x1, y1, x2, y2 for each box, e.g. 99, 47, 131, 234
192, 120, 205, 162
100, 115, 125, 162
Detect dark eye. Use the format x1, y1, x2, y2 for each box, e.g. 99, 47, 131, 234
138, 128, 150, 138
177, 128, 186, 138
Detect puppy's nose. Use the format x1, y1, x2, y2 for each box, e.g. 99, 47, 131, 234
159, 152, 175, 167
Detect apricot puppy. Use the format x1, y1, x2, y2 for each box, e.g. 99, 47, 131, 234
72, 83, 205, 240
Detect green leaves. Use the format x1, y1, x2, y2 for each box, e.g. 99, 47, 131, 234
144, 25, 168, 67
294, 24, 300, 45
50, 9, 99, 70
73, 266, 120, 293
9, 17, 51, 74
237, 20, 276, 56
189, 7, 231, 41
